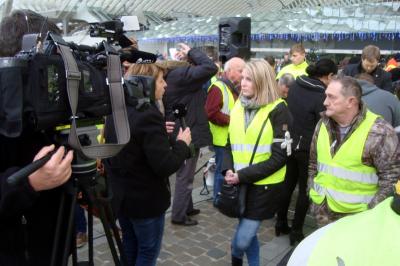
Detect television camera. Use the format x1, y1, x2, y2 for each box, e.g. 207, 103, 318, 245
0, 15, 158, 266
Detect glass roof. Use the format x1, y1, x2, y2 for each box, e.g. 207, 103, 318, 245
135, 2, 400, 41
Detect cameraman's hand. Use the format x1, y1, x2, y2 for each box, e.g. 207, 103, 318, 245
177, 127, 191, 146
165, 121, 175, 134
28, 145, 74, 192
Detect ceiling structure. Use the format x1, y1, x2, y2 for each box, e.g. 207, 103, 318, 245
5, 0, 398, 28
134, 2, 400, 41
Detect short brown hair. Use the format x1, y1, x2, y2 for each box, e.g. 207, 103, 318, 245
332, 76, 362, 103
290, 43, 305, 55
361, 45, 380, 61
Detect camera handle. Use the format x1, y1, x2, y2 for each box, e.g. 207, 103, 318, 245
6, 150, 55, 186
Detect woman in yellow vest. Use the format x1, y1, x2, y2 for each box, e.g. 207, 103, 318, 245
224, 60, 291, 266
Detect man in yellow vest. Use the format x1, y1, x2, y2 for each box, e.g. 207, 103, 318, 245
276, 43, 308, 80
308, 76, 400, 227
205, 57, 245, 206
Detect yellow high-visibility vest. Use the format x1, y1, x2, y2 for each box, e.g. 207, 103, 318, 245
208, 80, 235, 146
276, 61, 308, 79
229, 98, 286, 185
310, 110, 379, 213
306, 197, 399, 266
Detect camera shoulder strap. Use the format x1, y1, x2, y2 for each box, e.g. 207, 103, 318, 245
52, 34, 130, 159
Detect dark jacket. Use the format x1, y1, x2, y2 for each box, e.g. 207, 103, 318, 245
0, 132, 70, 266
343, 63, 393, 93
222, 102, 291, 220
357, 79, 400, 128
287, 75, 327, 152
163, 48, 218, 149
104, 104, 190, 219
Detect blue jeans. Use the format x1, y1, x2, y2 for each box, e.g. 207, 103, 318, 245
118, 214, 165, 266
232, 218, 261, 266
74, 205, 87, 233
213, 146, 225, 206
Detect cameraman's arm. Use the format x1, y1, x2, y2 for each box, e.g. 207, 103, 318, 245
0, 145, 73, 217
0, 166, 38, 218
172, 45, 218, 89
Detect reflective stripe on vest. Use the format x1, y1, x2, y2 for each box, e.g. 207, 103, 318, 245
231, 144, 271, 153
317, 163, 378, 185
229, 98, 286, 185
310, 110, 379, 213
208, 80, 232, 115
312, 182, 374, 204
208, 80, 235, 146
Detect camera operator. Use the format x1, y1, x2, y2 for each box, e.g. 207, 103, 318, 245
0, 10, 74, 265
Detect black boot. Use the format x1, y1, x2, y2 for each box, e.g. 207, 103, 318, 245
232, 255, 243, 266
275, 220, 291, 236
289, 230, 304, 246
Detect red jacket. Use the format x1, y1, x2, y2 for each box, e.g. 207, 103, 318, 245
205, 78, 239, 126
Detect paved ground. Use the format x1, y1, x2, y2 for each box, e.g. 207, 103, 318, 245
73, 148, 317, 265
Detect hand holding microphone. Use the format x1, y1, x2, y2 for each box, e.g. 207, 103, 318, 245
172, 103, 195, 157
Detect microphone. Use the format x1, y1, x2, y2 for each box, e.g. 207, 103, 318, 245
172, 103, 188, 129
172, 103, 195, 157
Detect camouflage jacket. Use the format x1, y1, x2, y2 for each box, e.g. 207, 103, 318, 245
308, 102, 400, 209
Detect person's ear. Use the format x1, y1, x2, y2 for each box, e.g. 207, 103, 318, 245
347, 96, 357, 107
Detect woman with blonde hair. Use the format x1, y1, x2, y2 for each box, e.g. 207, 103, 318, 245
223, 60, 291, 266
104, 63, 191, 265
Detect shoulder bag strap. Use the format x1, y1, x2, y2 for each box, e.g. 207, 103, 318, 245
249, 113, 270, 166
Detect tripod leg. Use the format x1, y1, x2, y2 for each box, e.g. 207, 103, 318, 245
86, 191, 95, 266
62, 187, 79, 266
103, 200, 128, 265
51, 188, 79, 266
50, 191, 66, 266
87, 186, 122, 265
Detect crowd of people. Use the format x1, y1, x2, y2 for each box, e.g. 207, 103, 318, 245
1, 9, 400, 266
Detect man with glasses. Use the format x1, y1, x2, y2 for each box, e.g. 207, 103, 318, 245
343, 45, 392, 93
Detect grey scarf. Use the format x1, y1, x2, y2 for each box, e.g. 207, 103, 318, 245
240, 95, 264, 130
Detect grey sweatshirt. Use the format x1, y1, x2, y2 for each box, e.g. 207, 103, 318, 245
357, 79, 400, 130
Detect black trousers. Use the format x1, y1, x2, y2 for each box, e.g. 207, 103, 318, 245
277, 151, 310, 231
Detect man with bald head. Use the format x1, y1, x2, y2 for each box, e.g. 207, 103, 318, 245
205, 57, 245, 206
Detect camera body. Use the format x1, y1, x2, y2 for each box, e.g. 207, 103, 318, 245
89, 20, 124, 39
0, 22, 157, 139
0, 35, 111, 138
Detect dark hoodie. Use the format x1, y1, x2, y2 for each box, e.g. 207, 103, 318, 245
287, 75, 327, 152
357, 79, 400, 128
